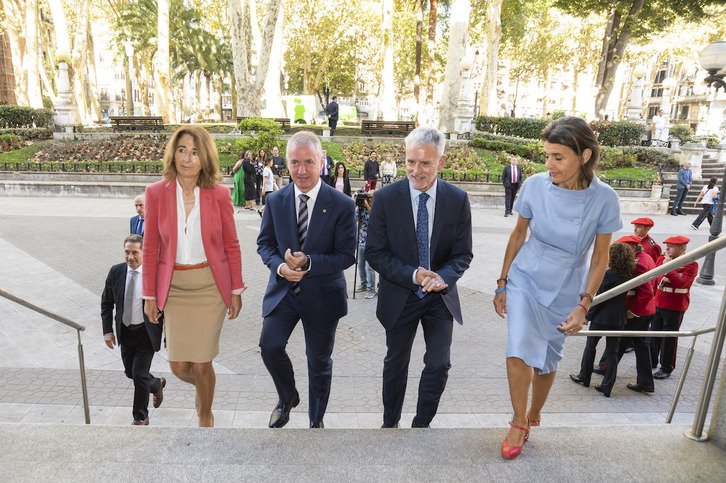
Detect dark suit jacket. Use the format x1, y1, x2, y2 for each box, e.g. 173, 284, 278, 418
326, 101, 339, 121
586, 269, 629, 329
327, 175, 351, 197
502, 165, 522, 189
130, 215, 144, 235
101, 262, 162, 351
365, 178, 473, 330
257, 182, 356, 318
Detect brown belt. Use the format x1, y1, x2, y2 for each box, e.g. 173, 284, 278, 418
174, 261, 209, 271
127, 323, 145, 331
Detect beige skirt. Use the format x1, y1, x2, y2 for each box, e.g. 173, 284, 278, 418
164, 265, 227, 363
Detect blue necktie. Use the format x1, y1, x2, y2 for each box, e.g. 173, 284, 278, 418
416, 192, 429, 299
138, 218, 144, 235
293, 194, 309, 295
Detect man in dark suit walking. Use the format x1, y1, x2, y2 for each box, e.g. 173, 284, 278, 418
502, 157, 522, 217
257, 131, 356, 429
130, 195, 145, 235
366, 126, 473, 428
325, 96, 339, 136
101, 235, 165, 425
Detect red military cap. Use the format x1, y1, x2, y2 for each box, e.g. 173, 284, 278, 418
615, 235, 643, 244
664, 235, 690, 245
631, 217, 655, 227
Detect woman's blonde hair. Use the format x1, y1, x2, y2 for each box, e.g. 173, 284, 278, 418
162, 126, 222, 189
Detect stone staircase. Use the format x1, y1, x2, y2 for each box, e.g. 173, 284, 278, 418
664, 151, 725, 216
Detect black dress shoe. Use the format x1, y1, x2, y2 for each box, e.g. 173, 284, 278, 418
677, 211, 686, 215
411, 421, 430, 428
269, 391, 300, 428
381, 423, 400, 428
310, 421, 324, 428
592, 366, 605, 376
594, 385, 610, 397
670, 212, 678, 216
653, 370, 671, 380
569, 374, 589, 387
627, 383, 655, 393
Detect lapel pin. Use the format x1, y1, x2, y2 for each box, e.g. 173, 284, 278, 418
322, 209, 327, 213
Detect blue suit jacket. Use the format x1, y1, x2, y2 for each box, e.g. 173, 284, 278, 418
130, 215, 144, 235
257, 182, 356, 318
365, 178, 473, 330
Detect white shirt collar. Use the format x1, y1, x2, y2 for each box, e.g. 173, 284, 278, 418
409, 178, 438, 204
294, 177, 323, 203
126, 264, 143, 275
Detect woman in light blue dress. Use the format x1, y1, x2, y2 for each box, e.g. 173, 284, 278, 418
493, 117, 622, 459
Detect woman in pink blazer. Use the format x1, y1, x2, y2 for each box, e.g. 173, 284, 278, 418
143, 126, 246, 427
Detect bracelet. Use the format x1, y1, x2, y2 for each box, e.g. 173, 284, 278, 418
496, 277, 508, 285
579, 292, 593, 302
577, 303, 588, 312
495, 287, 507, 294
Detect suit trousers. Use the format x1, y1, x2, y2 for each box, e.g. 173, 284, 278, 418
577, 321, 620, 396
120, 324, 161, 421
618, 314, 654, 389
672, 187, 688, 214
328, 118, 337, 135
504, 185, 519, 214
259, 291, 339, 424
382, 292, 453, 427
649, 307, 685, 374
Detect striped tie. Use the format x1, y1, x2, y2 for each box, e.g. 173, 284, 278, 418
293, 194, 309, 294
416, 192, 429, 299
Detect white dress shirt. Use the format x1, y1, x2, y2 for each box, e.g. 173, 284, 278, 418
276, 179, 323, 276
410, 179, 437, 285
175, 179, 208, 265
125, 265, 144, 325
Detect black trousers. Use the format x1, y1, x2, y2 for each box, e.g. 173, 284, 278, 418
649, 307, 685, 374
692, 203, 714, 228
328, 118, 337, 135
255, 174, 263, 203
618, 314, 654, 389
259, 292, 339, 424
672, 187, 688, 214
577, 321, 620, 396
120, 324, 161, 421
504, 185, 519, 214
382, 292, 453, 427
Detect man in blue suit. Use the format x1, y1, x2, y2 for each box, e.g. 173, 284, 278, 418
366, 126, 473, 429
257, 131, 356, 429
130, 195, 145, 235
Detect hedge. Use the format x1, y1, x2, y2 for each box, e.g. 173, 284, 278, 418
471, 136, 544, 163
0, 106, 55, 128
622, 146, 678, 170
589, 120, 645, 147
474, 116, 549, 139
0, 128, 53, 140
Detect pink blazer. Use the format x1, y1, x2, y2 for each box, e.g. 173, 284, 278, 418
142, 179, 244, 310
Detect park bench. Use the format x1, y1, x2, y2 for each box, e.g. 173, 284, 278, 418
236, 117, 291, 131
109, 116, 164, 133
360, 120, 417, 136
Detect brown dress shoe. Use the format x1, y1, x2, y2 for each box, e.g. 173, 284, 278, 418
153, 378, 166, 408
132, 417, 150, 425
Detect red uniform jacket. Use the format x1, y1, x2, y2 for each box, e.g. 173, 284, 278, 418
641, 235, 662, 264
627, 250, 655, 317
654, 255, 698, 312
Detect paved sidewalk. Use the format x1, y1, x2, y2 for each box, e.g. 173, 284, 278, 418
0, 196, 724, 429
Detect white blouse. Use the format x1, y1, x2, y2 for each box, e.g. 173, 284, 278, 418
175, 180, 208, 264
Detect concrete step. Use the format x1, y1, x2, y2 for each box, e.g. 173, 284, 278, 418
2, 423, 725, 481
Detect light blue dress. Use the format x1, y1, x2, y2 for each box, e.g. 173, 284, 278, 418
506, 172, 622, 374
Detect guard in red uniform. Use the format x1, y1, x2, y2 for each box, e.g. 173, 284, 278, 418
615, 235, 656, 392
649, 236, 698, 379
632, 217, 662, 263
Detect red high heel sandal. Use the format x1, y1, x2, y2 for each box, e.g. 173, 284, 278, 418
501, 420, 530, 459
524, 416, 540, 442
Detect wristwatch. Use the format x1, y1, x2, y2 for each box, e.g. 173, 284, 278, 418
300, 255, 311, 271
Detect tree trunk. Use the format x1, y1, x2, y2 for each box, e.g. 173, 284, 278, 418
571, 68, 579, 115
125, 56, 133, 116
70, 0, 90, 124
437, 0, 469, 132
414, 0, 422, 120
541, 69, 550, 118
594, 0, 644, 119
229, 0, 251, 116
195, 72, 203, 120
425, 0, 438, 105
380, 0, 396, 120
2, 0, 27, 105
86, 24, 102, 121
479, 0, 502, 116
262, 0, 284, 117
133, 55, 150, 116
231, 76, 238, 121
24, 0, 42, 107
156, 0, 175, 122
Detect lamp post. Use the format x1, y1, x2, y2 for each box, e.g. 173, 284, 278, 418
696, 41, 726, 285
124, 40, 134, 116
396, 90, 402, 120
626, 65, 647, 121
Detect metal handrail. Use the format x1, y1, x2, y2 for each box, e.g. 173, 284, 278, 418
0, 288, 90, 424
572, 326, 716, 424
578, 234, 726, 442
